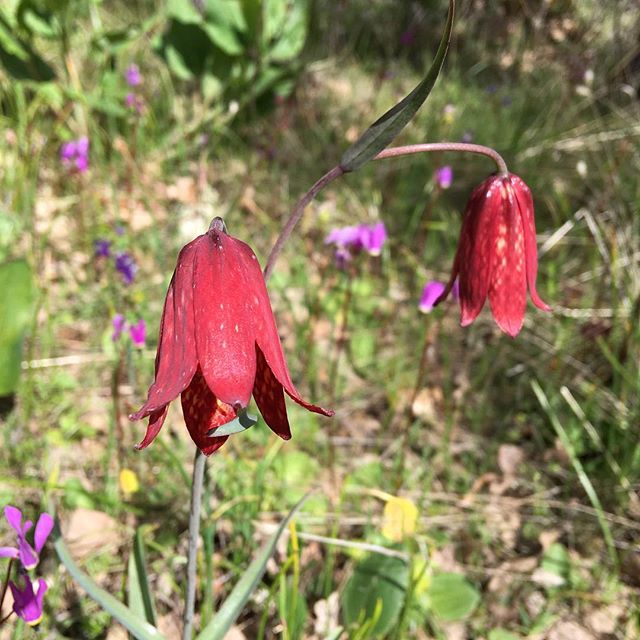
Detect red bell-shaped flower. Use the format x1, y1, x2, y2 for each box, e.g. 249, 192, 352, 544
130, 218, 333, 455
437, 173, 551, 337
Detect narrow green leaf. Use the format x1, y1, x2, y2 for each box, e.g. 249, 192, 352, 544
196, 496, 307, 640
128, 528, 158, 628
531, 380, 619, 570
340, 0, 455, 172
0, 259, 34, 395
54, 529, 166, 640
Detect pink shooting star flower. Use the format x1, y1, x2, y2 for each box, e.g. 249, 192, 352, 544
0, 506, 53, 570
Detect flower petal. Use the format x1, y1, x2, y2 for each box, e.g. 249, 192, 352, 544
4, 506, 22, 534
10, 578, 47, 626
252, 346, 291, 440
193, 230, 257, 408
180, 368, 232, 456
130, 238, 200, 420
0, 546, 19, 559
488, 182, 527, 337
458, 178, 501, 326
134, 406, 168, 451
510, 174, 551, 312
33, 513, 54, 554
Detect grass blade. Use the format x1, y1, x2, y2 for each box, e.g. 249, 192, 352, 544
195, 496, 307, 640
531, 380, 619, 570
128, 527, 158, 627
340, 0, 455, 172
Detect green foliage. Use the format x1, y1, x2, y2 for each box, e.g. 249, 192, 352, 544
342, 554, 410, 636
0, 259, 34, 396
426, 572, 480, 622
158, 0, 309, 104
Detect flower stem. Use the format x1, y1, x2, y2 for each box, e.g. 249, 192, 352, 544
264, 165, 345, 281
374, 142, 509, 175
183, 448, 207, 640
264, 143, 508, 279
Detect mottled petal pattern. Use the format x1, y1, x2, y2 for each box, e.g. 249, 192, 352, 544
131, 217, 333, 455
252, 347, 292, 440
441, 173, 551, 336
488, 183, 527, 336
181, 369, 233, 456
511, 174, 551, 312
459, 180, 501, 326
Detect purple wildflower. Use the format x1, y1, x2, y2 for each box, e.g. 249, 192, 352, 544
115, 252, 137, 285
60, 136, 89, 173
461, 131, 474, 143
436, 166, 453, 189
129, 319, 146, 348
326, 223, 387, 254
359, 222, 387, 256
59, 141, 76, 163
9, 577, 47, 626
325, 226, 363, 248
112, 314, 126, 342
94, 239, 111, 258
125, 93, 144, 113
334, 247, 352, 270
125, 64, 141, 87
0, 506, 53, 571
419, 279, 459, 313
400, 28, 416, 46
115, 225, 126, 236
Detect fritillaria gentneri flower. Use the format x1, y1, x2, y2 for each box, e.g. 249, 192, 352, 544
436, 173, 550, 336
130, 218, 333, 455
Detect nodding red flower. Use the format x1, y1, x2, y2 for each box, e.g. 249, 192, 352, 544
130, 218, 333, 455
436, 173, 550, 337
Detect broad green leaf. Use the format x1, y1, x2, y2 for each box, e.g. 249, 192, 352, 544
166, 0, 202, 24
128, 528, 158, 627
340, 0, 455, 172
203, 0, 246, 33
196, 497, 307, 640
0, 259, 34, 396
264, 0, 307, 62
428, 572, 480, 621
54, 528, 166, 640
201, 22, 243, 56
0, 12, 55, 80
341, 553, 409, 636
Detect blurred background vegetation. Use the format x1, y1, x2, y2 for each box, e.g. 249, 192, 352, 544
0, 0, 639, 638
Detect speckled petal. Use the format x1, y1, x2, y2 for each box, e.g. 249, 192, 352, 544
488, 181, 527, 337
510, 174, 551, 312
130, 238, 200, 420
180, 368, 233, 456
252, 347, 291, 440
458, 176, 502, 326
